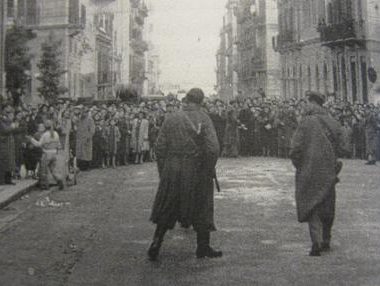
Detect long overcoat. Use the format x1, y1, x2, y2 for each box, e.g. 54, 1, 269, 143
222, 108, 240, 157
131, 118, 149, 153
150, 105, 220, 231
0, 119, 16, 181
290, 105, 346, 222
364, 113, 378, 157
76, 116, 95, 161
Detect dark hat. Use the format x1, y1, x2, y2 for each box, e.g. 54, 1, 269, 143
185, 88, 205, 105
305, 90, 325, 106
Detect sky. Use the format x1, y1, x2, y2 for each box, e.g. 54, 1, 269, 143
149, 0, 226, 94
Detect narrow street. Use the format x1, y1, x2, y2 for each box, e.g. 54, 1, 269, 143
0, 158, 379, 286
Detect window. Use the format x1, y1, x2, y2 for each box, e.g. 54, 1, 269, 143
350, 57, 357, 103
26, 0, 38, 25
18, 0, 25, 18
69, 0, 80, 24
7, 0, 14, 17
81, 5, 86, 27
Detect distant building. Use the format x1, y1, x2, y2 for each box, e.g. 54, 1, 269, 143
216, 0, 239, 102
129, 0, 149, 97
216, 0, 281, 101
274, 0, 380, 103
145, 15, 161, 96
235, 0, 281, 99
5, 0, 131, 103
0, 0, 6, 97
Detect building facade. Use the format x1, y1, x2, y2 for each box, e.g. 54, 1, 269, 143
129, 0, 149, 97
274, 0, 380, 103
0, 0, 6, 98
216, 0, 239, 102
144, 6, 161, 96
235, 0, 281, 99
5, 0, 131, 103
216, 0, 281, 101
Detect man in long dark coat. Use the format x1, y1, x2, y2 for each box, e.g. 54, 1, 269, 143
0, 105, 22, 185
290, 91, 348, 256
364, 107, 378, 165
148, 88, 222, 261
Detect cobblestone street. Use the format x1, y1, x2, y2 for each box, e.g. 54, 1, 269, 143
0, 158, 379, 286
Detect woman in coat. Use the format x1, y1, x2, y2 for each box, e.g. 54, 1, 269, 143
222, 105, 240, 158
131, 111, 149, 164
75, 108, 95, 170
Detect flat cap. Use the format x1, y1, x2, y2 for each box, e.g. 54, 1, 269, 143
305, 90, 325, 106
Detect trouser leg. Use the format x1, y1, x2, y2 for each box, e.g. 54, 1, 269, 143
308, 209, 323, 256
308, 210, 323, 246
39, 154, 49, 189
321, 190, 336, 248
148, 224, 167, 261
196, 229, 222, 259
47, 153, 65, 190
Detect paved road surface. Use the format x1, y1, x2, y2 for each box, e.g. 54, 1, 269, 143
0, 158, 379, 286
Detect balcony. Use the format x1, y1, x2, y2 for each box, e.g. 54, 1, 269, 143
131, 39, 148, 55
318, 19, 365, 47
273, 30, 301, 53
251, 49, 265, 70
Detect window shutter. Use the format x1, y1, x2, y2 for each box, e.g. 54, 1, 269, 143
69, 0, 79, 24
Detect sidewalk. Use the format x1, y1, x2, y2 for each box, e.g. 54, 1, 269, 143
0, 179, 38, 209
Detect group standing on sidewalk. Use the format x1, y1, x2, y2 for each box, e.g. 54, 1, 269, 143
0, 91, 379, 190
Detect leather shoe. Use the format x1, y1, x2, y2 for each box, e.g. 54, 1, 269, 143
309, 244, 321, 257
196, 246, 223, 259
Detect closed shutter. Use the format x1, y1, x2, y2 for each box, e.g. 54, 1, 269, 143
69, 0, 79, 24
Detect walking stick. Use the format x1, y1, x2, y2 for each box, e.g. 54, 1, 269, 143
213, 169, 221, 193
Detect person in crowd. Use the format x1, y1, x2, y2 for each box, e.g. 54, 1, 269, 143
148, 88, 222, 261
290, 91, 349, 257
131, 111, 149, 164
222, 103, 241, 158
76, 107, 95, 171
342, 120, 353, 158
0, 105, 22, 185
57, 108, 72, 175
148, 113, 160, 162
208, 105, 226, 155
14, 111, 28, 178
364, 106, 378, 165
107, 117, 121, 168
117, 111, 132, 166
26, 120, 66, 190
24, 123, 44, 178
238, 102, 253, 156
92, 116, 106, 168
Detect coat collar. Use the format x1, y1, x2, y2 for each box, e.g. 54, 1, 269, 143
305, 104, 328, 117
182, 105, 201, 112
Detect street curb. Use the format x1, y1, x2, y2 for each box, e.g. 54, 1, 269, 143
0, 182, 38, 210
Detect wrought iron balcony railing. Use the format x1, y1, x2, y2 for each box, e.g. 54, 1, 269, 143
317, 19, 365, 46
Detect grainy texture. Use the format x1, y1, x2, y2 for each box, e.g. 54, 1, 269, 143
0, 158, 378, 286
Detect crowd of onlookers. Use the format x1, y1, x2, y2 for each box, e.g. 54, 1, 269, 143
0, 94, 379, 187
